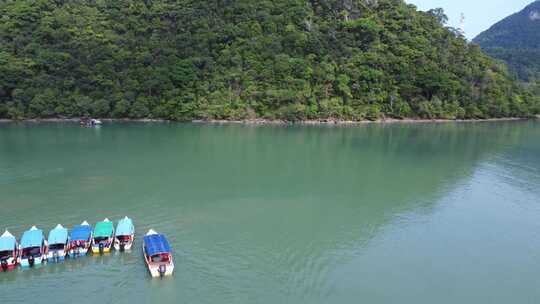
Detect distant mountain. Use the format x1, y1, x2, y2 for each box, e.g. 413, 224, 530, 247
474, 1, 540, 81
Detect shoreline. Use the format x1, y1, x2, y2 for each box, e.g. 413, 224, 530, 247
196, 117, 532, 125
0, 117, 535, 125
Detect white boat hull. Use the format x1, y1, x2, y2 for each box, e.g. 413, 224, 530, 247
114, 242, 133, 251
68, 247, 89, 257
147, 263, 175, 278
20, 255, 45, 267
46, 250, 66, 262
0, 256, 17, 270
114, 234, 134, 251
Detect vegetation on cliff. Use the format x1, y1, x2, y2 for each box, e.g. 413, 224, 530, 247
0, 0, 537, 121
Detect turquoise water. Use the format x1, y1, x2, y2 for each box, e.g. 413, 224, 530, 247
1, 122, 540, 303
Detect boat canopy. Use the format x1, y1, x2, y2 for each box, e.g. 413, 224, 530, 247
71, 224, 92, 241
21, 227, 44, 248
48, 224, 68, 245
116, 217, 134, 236
94, 220, 114, 238
144, 234, 171, 256
0, 231, 16, 251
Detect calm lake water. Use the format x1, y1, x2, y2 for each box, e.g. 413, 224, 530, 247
1, 121, 540, 303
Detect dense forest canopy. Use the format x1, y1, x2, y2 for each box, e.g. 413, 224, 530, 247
0, 0, 538, 121
474, 1, 540, 82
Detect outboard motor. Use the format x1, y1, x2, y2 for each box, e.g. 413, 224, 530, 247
75, 247, 80, 257
53, 250, 59, 262
120, 242, 125, 252
28, 255, 35, 267
99, 243, 104, 255
1, 259, 8, 271
158, 264, 166, 278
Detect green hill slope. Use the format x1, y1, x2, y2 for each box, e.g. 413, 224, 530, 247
0, 0, 537, 120
474, 1, 540, 81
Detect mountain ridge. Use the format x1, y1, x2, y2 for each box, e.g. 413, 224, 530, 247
475, 0, 540, 48
474, 1, 540, 81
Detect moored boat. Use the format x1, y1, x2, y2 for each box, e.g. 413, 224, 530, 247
46, 224, 69, 262
68, 221, 93, 257
20, 226, 47, 267
0, 230, 18, 271
143, 230, 174, 278
91, 119, 102, 125
80, 118, 102, 127
92, 219, 114, 254
114, 217, 134, 252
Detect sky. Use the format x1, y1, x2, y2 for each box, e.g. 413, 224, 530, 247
406, 0, 533, 39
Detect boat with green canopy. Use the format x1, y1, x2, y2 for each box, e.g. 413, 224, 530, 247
114, 216, 134, 252
91, 219, 114, 254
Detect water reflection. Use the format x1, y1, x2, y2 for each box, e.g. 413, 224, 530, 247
0, 121, 536, 303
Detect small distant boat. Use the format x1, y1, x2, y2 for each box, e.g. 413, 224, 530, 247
80, 118, 102, 127
143, 230, 174, 278
46, 224, 69, 262
91, 119, 102, 125
92, 219, 114, 254
0, 230, 18, 271
114, 217, 134, 252
20, 226, 47, 267
68, 221, 93, 257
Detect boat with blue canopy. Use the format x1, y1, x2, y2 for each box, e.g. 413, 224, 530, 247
92, 218, 114, 254
68, 221, 92, 257
143, 229, 174, 277
46, 224, 69, 262
0, 230, 18, 271
114, 216, 135, 252
20, 226, 47, 267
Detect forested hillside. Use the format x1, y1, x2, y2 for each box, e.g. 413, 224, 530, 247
0, 0, 537, 121
474, 1, 540, 82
